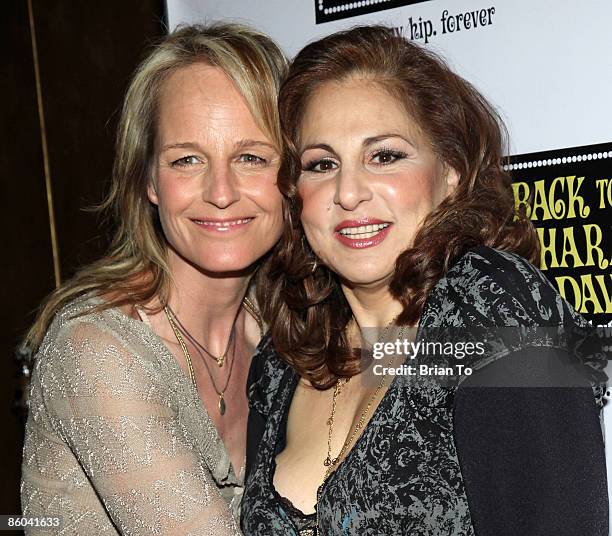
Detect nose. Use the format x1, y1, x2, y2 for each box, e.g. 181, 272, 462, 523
333, 167, 373, 211
201, 162, 240, 209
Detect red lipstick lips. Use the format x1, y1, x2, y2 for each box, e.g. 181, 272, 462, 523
334, 218, 392, 249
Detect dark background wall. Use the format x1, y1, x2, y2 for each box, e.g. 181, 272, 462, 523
2, 0, 166, 520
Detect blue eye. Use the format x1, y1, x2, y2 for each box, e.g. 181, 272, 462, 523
171, 155, 201, 167
303, 158, 337, 173
239, 154, 267, 165
371, 149, 407, 165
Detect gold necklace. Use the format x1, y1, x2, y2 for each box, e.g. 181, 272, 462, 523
164, 306, 237, 415
162, 297, 263, 415
242, 295, 264, 337
322, 353, 397, 479
322, 319, 402, 474
166, 304, 235, 367
164, 306, 197, 385
166, 295, 263, 367
314, 320, 406, 534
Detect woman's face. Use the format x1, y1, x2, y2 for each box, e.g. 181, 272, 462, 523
298, 79, 458, 288
149, 63, 283, 274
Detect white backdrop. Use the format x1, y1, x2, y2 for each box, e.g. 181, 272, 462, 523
167, 0, 612, 528
167, 0, 612, 157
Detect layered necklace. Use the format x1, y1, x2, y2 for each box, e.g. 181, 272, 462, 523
163, 297, 262, 416
322, 318, 405, 478
166, 304, 235, 368
311, 318, 406, 535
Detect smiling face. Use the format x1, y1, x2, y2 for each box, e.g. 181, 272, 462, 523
148, 63, 283, 274
298, 78, 458, 288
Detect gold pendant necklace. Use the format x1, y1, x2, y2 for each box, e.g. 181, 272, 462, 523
162, 297, 263, 416
315, 319, 406, 533
322, 353, 397, 478
164, 306, 236, 415
166, 304, 235, 367
322, 319, 404, 473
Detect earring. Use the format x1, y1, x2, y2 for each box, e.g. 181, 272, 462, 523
311, 257, 318, 273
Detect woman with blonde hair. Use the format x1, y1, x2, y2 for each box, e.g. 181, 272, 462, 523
21, 23, 286, 534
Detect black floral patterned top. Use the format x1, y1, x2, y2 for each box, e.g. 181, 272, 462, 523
241, 247, 608, 536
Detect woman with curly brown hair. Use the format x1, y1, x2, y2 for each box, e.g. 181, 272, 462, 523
241, 26, 608, 535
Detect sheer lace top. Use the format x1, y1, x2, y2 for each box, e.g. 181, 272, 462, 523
21, 295, 241, 535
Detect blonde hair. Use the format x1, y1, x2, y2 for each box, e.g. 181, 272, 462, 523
26, 23, 287, 350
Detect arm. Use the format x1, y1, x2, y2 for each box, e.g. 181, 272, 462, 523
453, 346, 608, 536
40, 319, 240, 535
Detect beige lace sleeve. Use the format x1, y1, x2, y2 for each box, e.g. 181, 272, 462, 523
23, 314, 240, 535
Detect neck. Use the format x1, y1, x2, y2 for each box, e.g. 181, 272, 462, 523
341, 280, 403, 339
162, 249, 253, 352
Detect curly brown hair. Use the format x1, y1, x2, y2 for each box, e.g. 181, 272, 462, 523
258, 25, 539, 389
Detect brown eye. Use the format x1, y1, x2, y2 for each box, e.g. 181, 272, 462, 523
371, 150, 407, 165
304, 158, 337, 173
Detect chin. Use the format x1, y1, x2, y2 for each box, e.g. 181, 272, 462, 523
333, 264, 394, 288
196, 253, 263, 275
172, 241, 267, 276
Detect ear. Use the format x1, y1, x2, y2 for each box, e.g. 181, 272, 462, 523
147, 179, 159, 206
444, 166, 460, 196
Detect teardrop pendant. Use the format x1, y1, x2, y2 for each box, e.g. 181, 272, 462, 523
218, 394, 226, 415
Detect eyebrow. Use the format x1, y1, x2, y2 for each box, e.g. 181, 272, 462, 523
160, 141, 201, 152
363, 133, 411, 146
234, 139, 277, 151
300, 133, 415, 156
160, 139, 276, 152
300, 142, 335, 154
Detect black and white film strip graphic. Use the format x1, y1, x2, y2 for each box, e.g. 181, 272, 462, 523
503, 142, 612, 175
315, 0, 431, 24
505, 149, 612, 172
